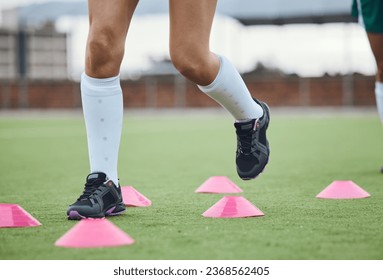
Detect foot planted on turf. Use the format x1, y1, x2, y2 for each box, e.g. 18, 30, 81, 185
67, 172, 126, 220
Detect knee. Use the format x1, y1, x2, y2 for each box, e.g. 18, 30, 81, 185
86, 28, 124, 77
171, 50, 201, 77
170, 49, 216, 85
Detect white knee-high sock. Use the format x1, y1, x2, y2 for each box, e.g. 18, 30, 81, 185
376, 82, 383, 124
198, 55, 263, 121
81, 73, 123, 186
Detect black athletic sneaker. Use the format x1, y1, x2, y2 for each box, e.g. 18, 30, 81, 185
234, 99, 270, 180
67, 172, 126, 220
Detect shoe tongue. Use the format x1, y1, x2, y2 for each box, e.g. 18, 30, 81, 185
86, 172, 107, 183
235, 119, 255, 131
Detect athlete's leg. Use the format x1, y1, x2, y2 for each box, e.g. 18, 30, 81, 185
68, 0, 139, 219
169, 0, 263, 121
86, 0, 138, 78
367, 33, 383, 174
367, 33, 383, 82
367, 33, 383, 127
169, 0, 218, 85
169, 0, 270, 180
354, 0, 383, 172
81, 0, 138, 186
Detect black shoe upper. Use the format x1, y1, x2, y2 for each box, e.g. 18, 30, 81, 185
67, 172, 125, 219
234, 99, 270, 180
74, 172, 108, 204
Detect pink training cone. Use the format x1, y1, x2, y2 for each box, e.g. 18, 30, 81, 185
0, 204, 41, 228
121, 186, 152, 207
55, 218, 135, 248
202, 196, 264, 218
195, 176, 243, 194
316, 180, 370, 199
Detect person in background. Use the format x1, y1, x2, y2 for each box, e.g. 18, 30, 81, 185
352, 0, 383, 172
66, 0, 270, 220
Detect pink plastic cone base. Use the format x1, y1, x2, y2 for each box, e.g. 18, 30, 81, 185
195, 176, 243, 194
121, 186, 152, 207
202, 196, 264, 218
0, 204, 41, 228
55, 218, 135, 248
316, 180, 370, 199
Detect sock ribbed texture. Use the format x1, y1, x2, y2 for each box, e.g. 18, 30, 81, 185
198, 55, 263, 121
376, 81, 383, 124
81, 73, 123, 186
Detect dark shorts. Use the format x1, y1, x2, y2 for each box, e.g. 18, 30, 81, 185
352, 0, 383, 33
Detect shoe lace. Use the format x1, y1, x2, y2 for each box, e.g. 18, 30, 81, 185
77, 180, 103, 201
238, 131, 253, 155
238, 121, 258, 155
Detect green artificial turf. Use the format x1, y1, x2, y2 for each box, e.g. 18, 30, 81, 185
0, 111, 382, 260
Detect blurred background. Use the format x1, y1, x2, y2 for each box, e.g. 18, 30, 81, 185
0, 0, 377, 109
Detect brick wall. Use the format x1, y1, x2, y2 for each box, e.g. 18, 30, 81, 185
0, 74, 376, 109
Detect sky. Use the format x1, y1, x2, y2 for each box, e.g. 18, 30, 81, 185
0, 0, 78, 10
0, 0, 377, 79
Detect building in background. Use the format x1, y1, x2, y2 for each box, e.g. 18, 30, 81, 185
0, 0, 376, 109
0, 25, 67, 81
